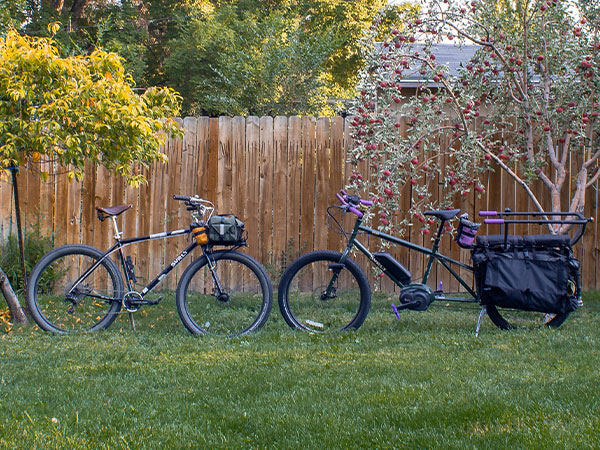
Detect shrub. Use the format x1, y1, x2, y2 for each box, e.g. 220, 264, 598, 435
0, 224, 56, 294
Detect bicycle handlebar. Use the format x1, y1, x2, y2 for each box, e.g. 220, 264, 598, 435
336, 190, 373, 218
173, 195, 215, 221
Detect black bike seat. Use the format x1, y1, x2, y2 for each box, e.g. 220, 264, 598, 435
424, 209, 460, 221
96, 204, 132, 218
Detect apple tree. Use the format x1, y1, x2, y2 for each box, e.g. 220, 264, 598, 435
0, 27, 182, 323
347, 0, 599, 235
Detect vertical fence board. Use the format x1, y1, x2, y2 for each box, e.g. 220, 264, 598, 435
0, 171, 13, 240
206, 118, 219, 205
245, 117, 261, 261
329, 117, 345, 253
231, 117, 246, 223
287, 116, 302, 264
217, 116, 233, 215
196, 118, 210, 199
93, 166, 112, 255
24, 163, 41, 228
300, 116, 316, 254
165, 124, 183, 289
81, 161, 96, 248
315, 117, 330, 252
259, 117, 274, 265
150, 153, 167, 287
137, 167, 152, 283
273, 116, 288, 274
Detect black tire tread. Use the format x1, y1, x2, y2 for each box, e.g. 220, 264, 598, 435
27, 244, 124, 333
176, 250, 273, 336
277, 250, 371, 332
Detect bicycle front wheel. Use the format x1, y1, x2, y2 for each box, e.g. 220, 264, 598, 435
27, 245, 124, 333
176, 250, 273, 337
277, 250, 371, 332
486, 305, 571, 330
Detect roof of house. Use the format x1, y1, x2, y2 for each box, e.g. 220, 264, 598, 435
397, 43, 480, 87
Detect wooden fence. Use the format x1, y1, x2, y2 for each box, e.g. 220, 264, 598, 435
1, 116, 599, 291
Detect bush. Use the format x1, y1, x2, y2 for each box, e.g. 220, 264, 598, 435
0, 224, 55, 294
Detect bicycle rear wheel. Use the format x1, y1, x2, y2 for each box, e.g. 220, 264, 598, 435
277, 250, 371, 332
486, 305, 571, 330
176, 250, 273, 337
27, 245, 124, 333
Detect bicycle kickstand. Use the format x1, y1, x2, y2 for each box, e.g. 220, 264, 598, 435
129, 312, 136, 331
475, 306, 486, 337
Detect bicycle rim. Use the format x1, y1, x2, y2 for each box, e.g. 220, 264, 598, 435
180, 253, 271, 337
32, 251, 122, 332
280, 253, 369, 332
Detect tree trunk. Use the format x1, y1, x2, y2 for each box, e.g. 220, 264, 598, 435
67, 0, 91, 30
0, 268, 27, 324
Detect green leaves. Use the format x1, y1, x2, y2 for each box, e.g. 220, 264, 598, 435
0, 29, 182, 185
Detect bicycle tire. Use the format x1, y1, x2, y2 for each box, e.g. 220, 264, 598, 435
176, 250, 273, 337
486, 304, 571, 330
277, 250, 371, 332
27, 244, 124, 333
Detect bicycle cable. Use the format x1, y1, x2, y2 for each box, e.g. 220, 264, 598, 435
326, 205, 368, 241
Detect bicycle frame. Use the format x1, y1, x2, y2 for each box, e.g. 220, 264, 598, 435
64, 226, 200, 303
332, 212, 478, 302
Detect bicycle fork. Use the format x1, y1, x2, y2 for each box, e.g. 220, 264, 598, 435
323, 217, 365, 299
205, 251, 229, 302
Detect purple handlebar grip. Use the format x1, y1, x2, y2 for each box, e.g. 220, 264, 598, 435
349, 206, 363, 218
361, 199, 374, 206
484, 218, 505, 224
479, 211, 498, 216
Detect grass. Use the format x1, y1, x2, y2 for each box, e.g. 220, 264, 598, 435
1, 291, 599, 449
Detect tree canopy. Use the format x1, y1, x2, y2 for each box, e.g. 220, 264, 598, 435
347, 0, 600, 235
0, 27, 182, 184
0, 0, 417, 116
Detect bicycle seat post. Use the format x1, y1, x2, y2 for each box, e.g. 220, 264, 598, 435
422, 218, 448, 284
110, 216, 123, 241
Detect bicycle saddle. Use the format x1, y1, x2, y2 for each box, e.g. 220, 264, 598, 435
424, 209, 460, 221
96, 204, 132, 221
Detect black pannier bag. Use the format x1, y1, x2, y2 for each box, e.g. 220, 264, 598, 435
472, 234, 580, 314
207, 215, 246, 245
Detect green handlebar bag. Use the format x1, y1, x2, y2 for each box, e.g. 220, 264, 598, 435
207, 215, 245, 245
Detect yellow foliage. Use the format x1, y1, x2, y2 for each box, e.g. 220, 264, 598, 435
0, 28, 182, 186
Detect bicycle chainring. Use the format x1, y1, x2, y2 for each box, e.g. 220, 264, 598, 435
123, 291, 144, 312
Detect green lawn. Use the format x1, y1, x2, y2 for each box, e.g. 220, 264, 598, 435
1, 292, 599, 448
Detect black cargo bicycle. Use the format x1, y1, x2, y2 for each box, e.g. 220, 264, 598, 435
27, 195, 273, 336
277, 190, 591, 333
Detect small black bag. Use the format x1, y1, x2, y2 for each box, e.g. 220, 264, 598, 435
207, 215, 246, 245
455, 214, 481, 249
472, 235, 580, 314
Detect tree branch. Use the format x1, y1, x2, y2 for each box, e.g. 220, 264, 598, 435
476, 141, 545, 212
